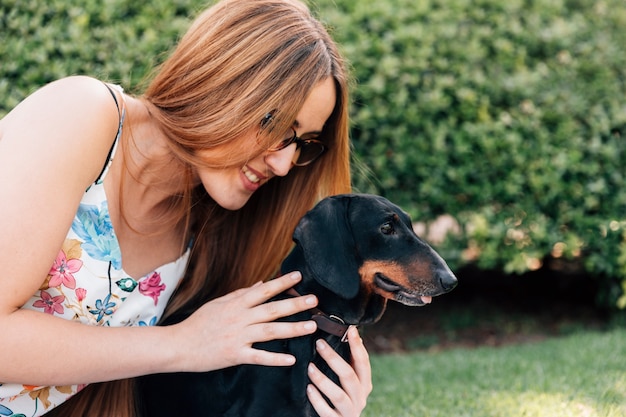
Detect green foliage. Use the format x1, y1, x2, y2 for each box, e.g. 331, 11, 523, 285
2, 0, 625, 307
316, 0, 626, 308
0, 0, 204, 111
365, 328, 626, 417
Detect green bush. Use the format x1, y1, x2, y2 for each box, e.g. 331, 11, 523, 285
0, 0, 199, 110
317, 0, 626, 308
2, 0, 625, 308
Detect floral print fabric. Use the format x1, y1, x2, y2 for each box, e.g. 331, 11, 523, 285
0, 92, 190, 415
0, 183, 189, 416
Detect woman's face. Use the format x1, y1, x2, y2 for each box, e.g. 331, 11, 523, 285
196, 77, 337, 210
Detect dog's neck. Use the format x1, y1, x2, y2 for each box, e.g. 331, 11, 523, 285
286, 288, 351, 342
281, 245, 389, 330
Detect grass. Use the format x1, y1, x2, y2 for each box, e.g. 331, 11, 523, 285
364, 328, 626, 417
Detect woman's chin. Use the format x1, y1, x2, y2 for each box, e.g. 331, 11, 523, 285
212, 192, 253, 211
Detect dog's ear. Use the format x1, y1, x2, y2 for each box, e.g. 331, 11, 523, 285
292, 195, 360, 299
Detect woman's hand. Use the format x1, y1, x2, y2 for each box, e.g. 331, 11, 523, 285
172, 271, 319, 372
307, 326, 373, 417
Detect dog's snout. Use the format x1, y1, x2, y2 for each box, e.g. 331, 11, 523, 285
439, 271, 458, 292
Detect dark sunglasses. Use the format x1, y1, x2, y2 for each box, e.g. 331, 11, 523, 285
260, 113, 326, 166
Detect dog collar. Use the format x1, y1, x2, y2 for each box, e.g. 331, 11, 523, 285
285, 288, 351, 343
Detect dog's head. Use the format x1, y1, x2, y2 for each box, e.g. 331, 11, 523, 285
281, 194, 457, 323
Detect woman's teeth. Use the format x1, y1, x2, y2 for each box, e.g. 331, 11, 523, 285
242, 166, 260, 183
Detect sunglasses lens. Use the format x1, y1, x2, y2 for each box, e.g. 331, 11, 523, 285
266, 128, 296, 152
260, 115, 326, 165
295, 141, 325, 166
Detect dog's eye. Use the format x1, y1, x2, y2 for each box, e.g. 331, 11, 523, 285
380, 222, 394, 235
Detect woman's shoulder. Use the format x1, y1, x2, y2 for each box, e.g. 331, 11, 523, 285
5, 75, 120, 117
0, 75, 123, 187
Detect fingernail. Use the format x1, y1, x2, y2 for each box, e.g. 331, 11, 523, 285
285, 355, 296, 365
316, 339, 326, 350
305, 296, 317, 305
349, 326, 363, 343
350, 325, 359, 338
291, 271, 301, 280
308, 363, 316, 374
304, 321, 316, 331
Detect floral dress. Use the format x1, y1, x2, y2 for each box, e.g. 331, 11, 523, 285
0, 85, 190, 417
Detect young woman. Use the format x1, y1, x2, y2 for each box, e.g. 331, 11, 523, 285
0, 0, 372, 415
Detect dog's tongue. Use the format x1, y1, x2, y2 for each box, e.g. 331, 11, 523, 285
420, 296, 432, 304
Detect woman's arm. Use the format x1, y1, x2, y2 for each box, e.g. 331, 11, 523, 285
1, 273, 318, 386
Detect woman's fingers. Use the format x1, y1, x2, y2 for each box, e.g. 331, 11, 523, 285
307, 327, 372, 416
240, 271, 303, 306
347, 326, 373, 396
239, 346, 299, 367
236, 272, 319, 324
308, 341, 353, 413
247, 320, 318, 345
306, 381, 338, 417
175, 270, 322, 371
211, 271, 322, 367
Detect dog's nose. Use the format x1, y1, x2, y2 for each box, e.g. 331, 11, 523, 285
439, 271, 458, 292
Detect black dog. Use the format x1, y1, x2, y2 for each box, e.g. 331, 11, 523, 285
138, 194, 457, 417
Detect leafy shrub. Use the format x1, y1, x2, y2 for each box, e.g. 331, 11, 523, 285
2, 0, 625, 308
317, 0, 626, 308
0, 0, 200, 112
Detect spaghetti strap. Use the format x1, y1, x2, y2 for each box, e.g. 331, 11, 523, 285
93, 83, 126, 186
104, 83, 122, 115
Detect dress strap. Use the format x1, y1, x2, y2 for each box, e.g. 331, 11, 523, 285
93, 83, 126, 185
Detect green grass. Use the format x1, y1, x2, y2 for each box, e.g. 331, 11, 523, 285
364, 328, 626, 417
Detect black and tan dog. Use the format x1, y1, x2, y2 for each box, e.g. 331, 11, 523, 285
138, 194, 457, 417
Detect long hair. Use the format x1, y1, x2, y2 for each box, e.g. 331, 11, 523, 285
46, 0, 351, 416
148, 0, 352, 313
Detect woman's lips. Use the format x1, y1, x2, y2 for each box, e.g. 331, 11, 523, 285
241, 165, 267, 192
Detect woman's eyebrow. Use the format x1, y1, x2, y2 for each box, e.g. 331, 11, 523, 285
293, 120, 323, 135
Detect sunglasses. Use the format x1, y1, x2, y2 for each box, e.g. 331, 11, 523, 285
260, 113, 326, 166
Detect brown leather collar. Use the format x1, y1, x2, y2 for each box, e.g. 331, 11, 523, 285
286, 288, 351, 342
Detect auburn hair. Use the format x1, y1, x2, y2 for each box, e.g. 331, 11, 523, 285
46, 0, 351, 415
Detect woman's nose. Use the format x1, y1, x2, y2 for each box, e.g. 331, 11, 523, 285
264, 144, 298, 177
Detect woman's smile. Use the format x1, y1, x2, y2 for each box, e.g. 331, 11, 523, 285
241, 165, 267, 191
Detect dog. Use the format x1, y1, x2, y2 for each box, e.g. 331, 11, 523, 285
137, 194, 458, 417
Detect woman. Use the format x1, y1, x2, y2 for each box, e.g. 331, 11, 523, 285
0, 0, 372, 415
